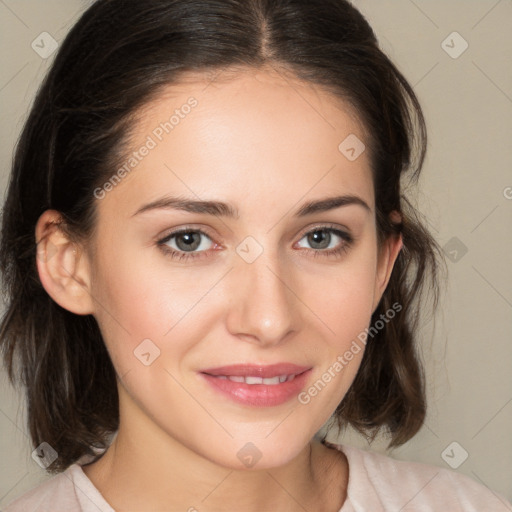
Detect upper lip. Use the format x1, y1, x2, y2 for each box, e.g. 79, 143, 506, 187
200, 363, 311, 378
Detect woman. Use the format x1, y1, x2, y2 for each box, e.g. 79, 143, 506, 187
1, 0, 510, 510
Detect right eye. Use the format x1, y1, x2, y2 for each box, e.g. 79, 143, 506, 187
157, 228, 217, 261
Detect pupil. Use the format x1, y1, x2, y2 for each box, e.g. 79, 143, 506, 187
309, 230, 329, 249
177, 232, 200, 251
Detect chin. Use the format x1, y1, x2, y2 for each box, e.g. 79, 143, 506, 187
194, 432, 313, 472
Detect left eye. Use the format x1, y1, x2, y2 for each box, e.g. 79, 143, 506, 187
296, 227, 351, 251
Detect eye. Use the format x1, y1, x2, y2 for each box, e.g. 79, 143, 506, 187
157, 228, 216, 261
295, 225, 353, 258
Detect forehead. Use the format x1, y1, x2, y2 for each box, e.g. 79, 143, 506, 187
102, 66, 374, 218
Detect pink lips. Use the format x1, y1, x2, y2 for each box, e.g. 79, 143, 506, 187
200, 363, 312, 407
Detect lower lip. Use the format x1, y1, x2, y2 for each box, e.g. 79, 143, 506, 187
200, 370, 312, 407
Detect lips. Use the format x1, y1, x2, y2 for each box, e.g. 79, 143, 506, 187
199, 363, 312, 407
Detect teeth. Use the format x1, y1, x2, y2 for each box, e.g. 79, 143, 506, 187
245, 376, 263, 385
219, 374, 296, 385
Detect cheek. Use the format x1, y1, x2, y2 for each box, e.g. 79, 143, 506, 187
299, 240, 378, 405
90, 244, 223, 377
313, 240, 378, 340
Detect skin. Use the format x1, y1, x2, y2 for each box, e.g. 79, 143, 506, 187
35, 65, 402, 511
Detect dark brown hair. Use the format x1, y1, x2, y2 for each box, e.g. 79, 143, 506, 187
0, 0, 443, 473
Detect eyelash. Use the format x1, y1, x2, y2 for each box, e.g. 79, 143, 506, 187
156, 224, 354, 262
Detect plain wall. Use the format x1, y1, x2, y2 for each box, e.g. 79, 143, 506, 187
0, 0, 511, 506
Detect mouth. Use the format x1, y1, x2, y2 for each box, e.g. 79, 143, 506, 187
199, 363, 312, 407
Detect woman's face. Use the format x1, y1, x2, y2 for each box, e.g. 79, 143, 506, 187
85, 66, 399, 469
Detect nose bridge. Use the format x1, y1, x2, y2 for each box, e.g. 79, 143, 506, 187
226, 239, 299, 345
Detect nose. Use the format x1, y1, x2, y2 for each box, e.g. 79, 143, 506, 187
225, 247, 301, 347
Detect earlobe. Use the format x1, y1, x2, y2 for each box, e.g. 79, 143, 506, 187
35, 210, 94, 315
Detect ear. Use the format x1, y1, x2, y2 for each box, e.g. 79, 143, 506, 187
372, 212, 403, 313
35, 210, 94, 315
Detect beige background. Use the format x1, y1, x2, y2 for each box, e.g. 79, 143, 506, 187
1, 0, 511, 506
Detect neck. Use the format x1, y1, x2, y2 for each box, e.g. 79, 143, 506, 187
82, 387, 348, 511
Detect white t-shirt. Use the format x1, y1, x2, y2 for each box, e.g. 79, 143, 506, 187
4, 442, 511, 511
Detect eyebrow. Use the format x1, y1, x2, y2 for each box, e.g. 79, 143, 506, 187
131, 194, 371, 218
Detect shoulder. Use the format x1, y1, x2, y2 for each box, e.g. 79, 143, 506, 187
3, 467, 77, 512
325, 442, 512, 511
3, 464, 113, 512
